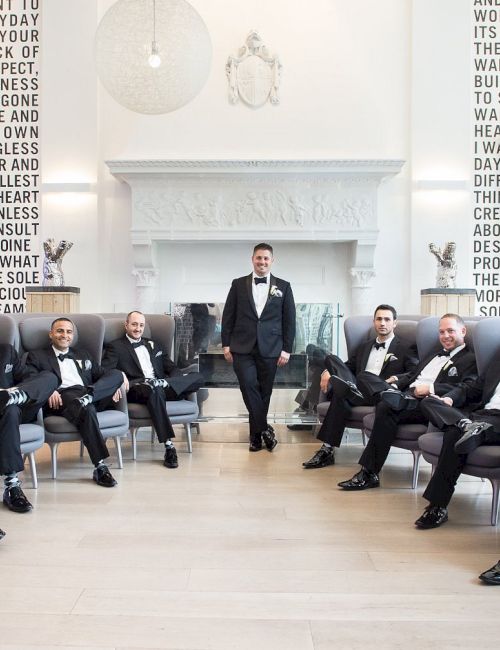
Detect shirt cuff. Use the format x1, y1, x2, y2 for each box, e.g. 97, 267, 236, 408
280, 351, 290, 360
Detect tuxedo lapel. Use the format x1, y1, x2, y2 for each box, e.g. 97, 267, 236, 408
261, 274, 275, 315
246, 274, 259, 318
124, 338, 146, 374
47, 348, 63, 381
359, 340, 373, 372
380, 338, 398, 372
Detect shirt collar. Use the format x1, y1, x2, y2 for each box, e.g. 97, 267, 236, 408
252, 273, 270, 281
376, 333, 395, 347
448, 343, 465, 358
52, 345, 70, 357
126, 334, 141, 344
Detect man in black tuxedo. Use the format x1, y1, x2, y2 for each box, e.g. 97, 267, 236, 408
102, 311, 204, 468
1, 343, 58, 512
222, 243, 296, 452
302, 305, 419, 469
25, 318, 123, 487
338, 313, 477, 491
413, 349, 500, 529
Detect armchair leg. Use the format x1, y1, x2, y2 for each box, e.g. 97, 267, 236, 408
49, 442, 59, 480
192, 422, 200, 435
79, 440, 84, 457
130, 428, 138, 461
114, 436, 124, 469
184, 422, 193, 453
411, 450, 422, 490
23, 453, 38, 489
489, 478, 500, 526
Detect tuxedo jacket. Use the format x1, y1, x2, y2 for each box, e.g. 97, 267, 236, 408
103, 335, 200, 397
102, 336, 177, 380
0, 343, 26, 389
464, 349, 500, 409
397, 345, 478, 406
25, 347, 106, 388
345, 336, 418, 380
221, 274, 296, 357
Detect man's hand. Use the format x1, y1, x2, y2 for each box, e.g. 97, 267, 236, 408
48, 390, 63, 410
432, 395, 453, 406
386, 376, 398, 385
112, 388, 122, 403
223, 346, 233, 363
413, 384, 431, 398
277, 351, 290, 367
320, 369, 331, 394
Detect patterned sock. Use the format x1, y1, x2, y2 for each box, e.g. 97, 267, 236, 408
4, 473, 20, 489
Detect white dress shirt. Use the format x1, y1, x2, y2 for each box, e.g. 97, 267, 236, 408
252, 273, 269, 318
126, 335, 155, 379
485, 381, 500, 410
365, 334, 395, 375
53, 346, 84, 389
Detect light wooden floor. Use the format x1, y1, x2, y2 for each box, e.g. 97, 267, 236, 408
1, 424, 499, 650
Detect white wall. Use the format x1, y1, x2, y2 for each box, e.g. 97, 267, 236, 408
38, 0, 472, 317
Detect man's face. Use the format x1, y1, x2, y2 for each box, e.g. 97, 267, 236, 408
125, 312, 146, 340
439, 317, 466, 350
252, 248, 273, 277
373, 309, 396, 340
49, 320, 74, 352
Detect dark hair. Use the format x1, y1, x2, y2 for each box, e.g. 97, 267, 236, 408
253, 243, 273, 256
50, 317, 74, 329
373, 304, 397, 320
126, 310, 145, 322
441, 313, 465, 327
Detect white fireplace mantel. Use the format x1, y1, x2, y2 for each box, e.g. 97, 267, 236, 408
106, 158, 405, 312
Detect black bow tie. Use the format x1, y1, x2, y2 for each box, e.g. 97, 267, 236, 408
57, 352, 73, 361
374, 342, 386, 350
131, 340, 145, 349
254, 277, 267, 285
439, 349, 452, 357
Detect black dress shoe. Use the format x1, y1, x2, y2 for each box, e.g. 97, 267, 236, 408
479, 560, 500, 585
414, 505, 448, 529
454, 421, 493, 454
0, 528, 5, 540
380, 389, 417, 411
262, 429, 278, 451
249, 434, 263, 452
302, 447, 335, 469
3, 485, 33, 513
338, 468, 379, 490
163, 446, 179, 468
92, 465, 117, 487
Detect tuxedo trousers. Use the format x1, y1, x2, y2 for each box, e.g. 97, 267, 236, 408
316, 362, 389, 448
128, 373, 204, 443
45, 369, 123, 466
419, 398, 500, 507
232, 350, 278, 437
0, 371, 59, 475
358, 399, 428, 474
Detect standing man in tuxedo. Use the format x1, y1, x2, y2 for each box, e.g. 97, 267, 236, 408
102, 311, 204, 469
222, 243, 296, 452
1, 343, 58, 512
25, 318, 124, 488
413, 348, 500, 530
302, 305, 418, 469
338, 313, 477, 490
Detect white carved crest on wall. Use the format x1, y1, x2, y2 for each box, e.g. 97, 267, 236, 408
226, 31, 281, 106
133, 189, 372, 230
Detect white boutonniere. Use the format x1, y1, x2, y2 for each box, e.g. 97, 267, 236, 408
148, 340, 154, 350
84, 360, 92, 371
155, 351, 162, 358
384, 353, 398, 363
270, 285, 283, 298
4, 363, 13, 373
447, 366, 458, 377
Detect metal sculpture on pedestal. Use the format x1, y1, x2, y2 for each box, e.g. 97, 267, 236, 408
42, 239, 73, 287
429, 242, 457, 289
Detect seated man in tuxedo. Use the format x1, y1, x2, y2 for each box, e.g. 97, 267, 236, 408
338, 313, 477, 491
102, 311, 204, 469
413, 348, 500, 529
302, 305, 418, 469
1, 343, 58, 512
25, 318, 123, 488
